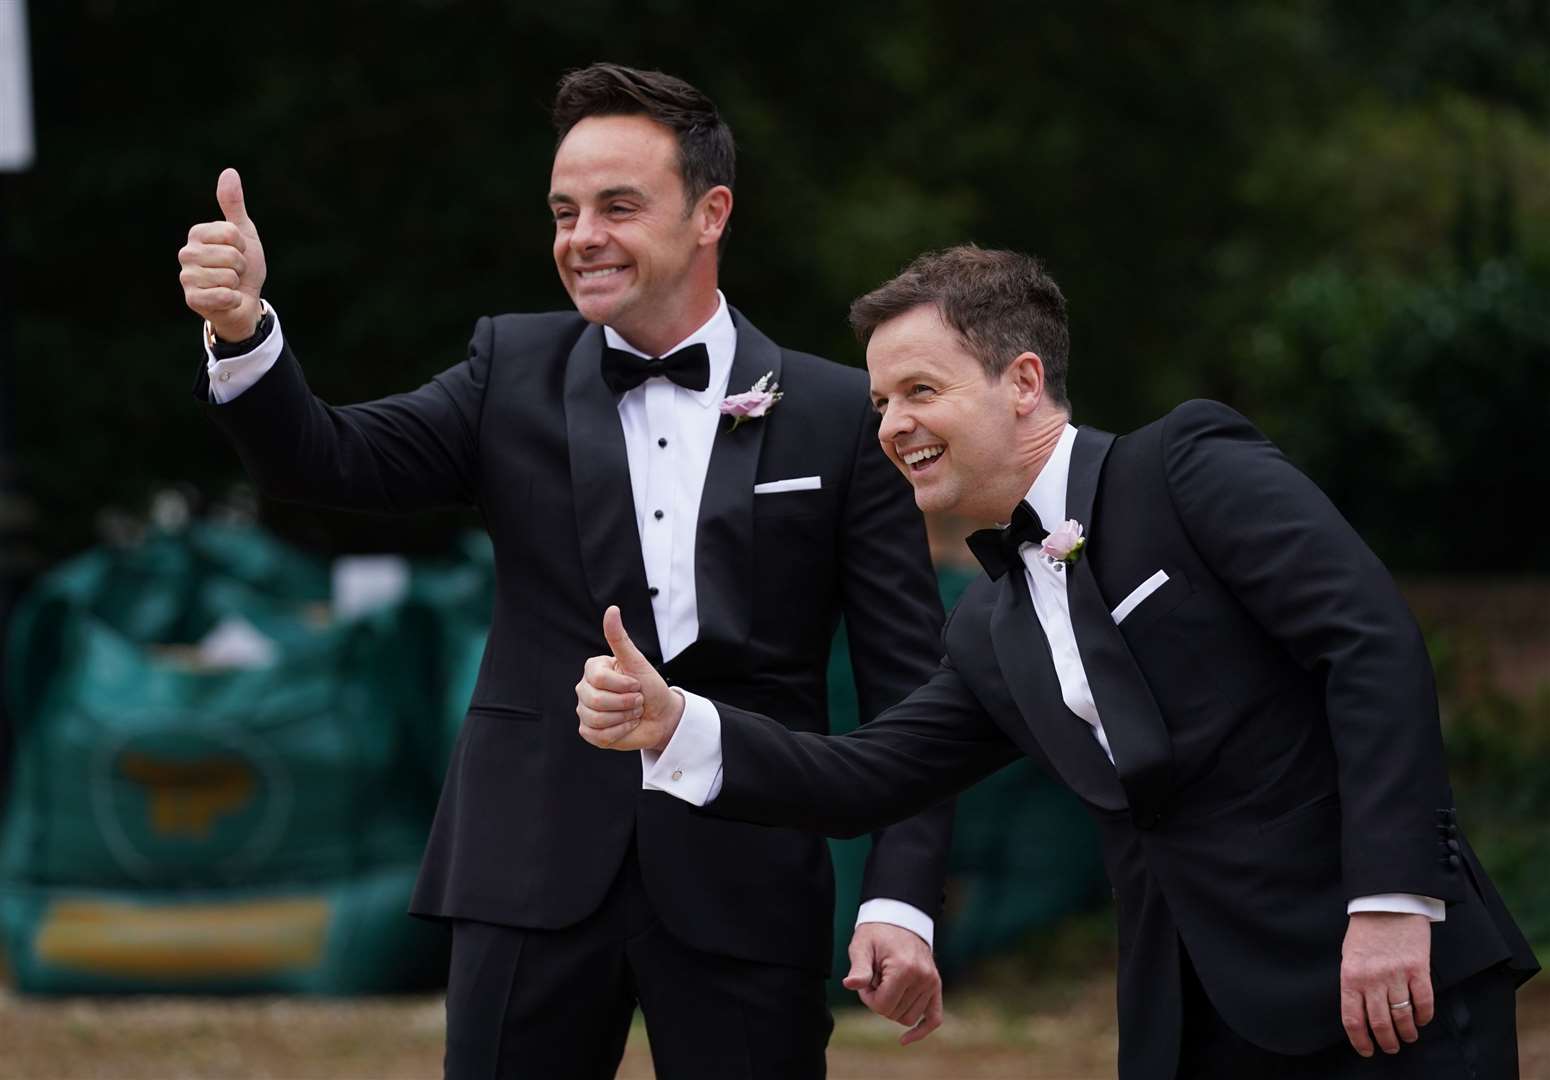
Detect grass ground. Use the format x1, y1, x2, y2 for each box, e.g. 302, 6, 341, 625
1, 973, 1545, 1079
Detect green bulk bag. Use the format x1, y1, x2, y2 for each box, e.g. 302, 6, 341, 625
0, 525, 449, 992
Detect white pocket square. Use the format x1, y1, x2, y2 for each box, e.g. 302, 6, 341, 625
1111, 570, 1169, 625
754, 476, 821, 494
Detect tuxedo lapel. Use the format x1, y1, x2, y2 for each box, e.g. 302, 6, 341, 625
562, 323, 663, 664
990, 572, 1128, 811
688, 309, 781, 652
1065, 426, 1173, 824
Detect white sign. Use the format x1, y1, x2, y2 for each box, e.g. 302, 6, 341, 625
332, 555, 411, 620
1, 0, 35, 172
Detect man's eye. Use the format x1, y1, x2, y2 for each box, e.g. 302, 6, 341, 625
553, 211, 575, 225
910, 384, 934, 397
608, 204, 635, 215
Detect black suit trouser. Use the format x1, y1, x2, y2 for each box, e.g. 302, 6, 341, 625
443, 841, 832, 1080
1177, 945, 1520, 1079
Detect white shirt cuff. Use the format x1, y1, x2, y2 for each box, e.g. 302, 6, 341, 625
856, 899, 936, 951
1347, 893, 1446, 923
640, 689, 723, 805
639, 696, 936, 950
204, 301, 283, 403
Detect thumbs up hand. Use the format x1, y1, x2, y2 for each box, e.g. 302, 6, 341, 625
576, 606, 684, 752
179, 168, 268, 343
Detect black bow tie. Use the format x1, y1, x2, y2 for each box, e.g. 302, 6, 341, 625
600, 342, 712, 394
966, 501, 1049, 580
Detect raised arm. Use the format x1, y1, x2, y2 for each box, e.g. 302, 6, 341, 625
179, 170, 486, 514
577, 606, 1021, 839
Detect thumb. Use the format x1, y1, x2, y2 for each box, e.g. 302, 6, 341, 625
842, 941, 876, 991
602, 605, 649, 672
216, 167, 253, 230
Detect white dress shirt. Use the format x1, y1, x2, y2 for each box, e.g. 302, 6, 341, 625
203, 297, 932, 941
648, 424, 1443, 925
604, 296, 734, 662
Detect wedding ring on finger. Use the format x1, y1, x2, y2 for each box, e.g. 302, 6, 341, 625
1388, 999, 1412, 1012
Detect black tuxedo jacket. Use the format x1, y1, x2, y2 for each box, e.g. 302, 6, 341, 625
196, 308, 951, 972
703, 399, 1538, 1076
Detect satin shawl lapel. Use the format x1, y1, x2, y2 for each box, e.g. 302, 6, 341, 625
1065, 426, 1173, 822
989, 573, 1128, 811
562, 323, 663, 664
690, 308, 780, 651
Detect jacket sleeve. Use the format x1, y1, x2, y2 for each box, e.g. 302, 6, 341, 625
195, 318, 492, 513
831, 391, 960, 920
1159, 399, 1461, 902
710, 651, 1023, 841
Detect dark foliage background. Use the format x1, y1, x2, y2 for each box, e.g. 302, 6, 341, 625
6, 0, 1550, 567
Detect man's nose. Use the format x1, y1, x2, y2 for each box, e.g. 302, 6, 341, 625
878, 402, 913, 445
570, 210, 606, 253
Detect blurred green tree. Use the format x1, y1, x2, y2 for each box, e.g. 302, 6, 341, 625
7, 0, 1549, 569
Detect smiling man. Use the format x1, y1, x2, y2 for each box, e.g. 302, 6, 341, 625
577, 245, 1539, 1079
179, 64, 954, 1079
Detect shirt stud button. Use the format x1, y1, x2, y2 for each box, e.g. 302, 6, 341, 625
671, 770, 683, 782
658, 437, 668, 448
648, 586, 659, 597
654, 509, 664, 520
218, 371, 231, 382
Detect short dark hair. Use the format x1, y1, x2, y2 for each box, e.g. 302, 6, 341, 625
849, 245, 1071, 409
552, 63, 736, 212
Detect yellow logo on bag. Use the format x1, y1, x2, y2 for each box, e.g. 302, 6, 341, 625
116, 753, 257, 839
35, 897, 329, 976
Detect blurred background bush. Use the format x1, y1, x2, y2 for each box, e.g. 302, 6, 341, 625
5, 0, 1550, 567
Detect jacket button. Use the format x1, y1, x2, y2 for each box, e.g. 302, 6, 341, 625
1448, 854, 1462, 870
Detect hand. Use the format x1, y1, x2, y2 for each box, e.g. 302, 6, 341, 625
843, 923, 943, 1046
575, 605, 683, 752
1339, 912, 1434, 1057
179, 168, 267, 342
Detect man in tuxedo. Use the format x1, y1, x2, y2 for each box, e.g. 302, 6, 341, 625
177, 64, 954, 1078
576, 245, 1539, 1078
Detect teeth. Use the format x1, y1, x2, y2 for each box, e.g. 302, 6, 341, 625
578, 267, 624, 279
902, 446, 944, 465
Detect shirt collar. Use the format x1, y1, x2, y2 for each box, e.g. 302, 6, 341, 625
1022, 422, 1080, 534
602, 291, 737, 407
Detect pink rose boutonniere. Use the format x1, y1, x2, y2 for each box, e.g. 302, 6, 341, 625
1043, 519, 1086, 565
720, 371, 783, 431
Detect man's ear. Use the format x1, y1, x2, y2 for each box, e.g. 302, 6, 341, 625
1007, 352, 1045, 417
696, 185, 733, 248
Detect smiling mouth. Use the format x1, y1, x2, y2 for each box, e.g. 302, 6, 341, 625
900, 445, 945, 473
577, 266, 627, 281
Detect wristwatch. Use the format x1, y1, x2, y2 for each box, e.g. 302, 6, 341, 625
205, 299, 274, 353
